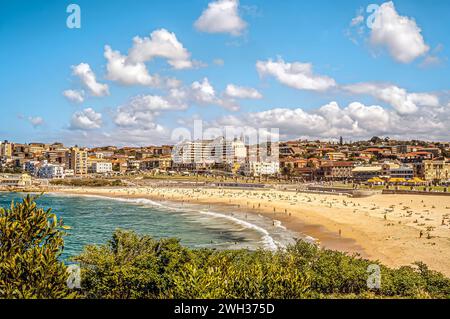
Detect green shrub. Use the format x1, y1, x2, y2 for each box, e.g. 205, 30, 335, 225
0, 195, 75, 299
2, 196, 450, 299
74, 230, 450, 299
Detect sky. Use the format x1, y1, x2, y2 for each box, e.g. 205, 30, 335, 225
0, 0, 449, 146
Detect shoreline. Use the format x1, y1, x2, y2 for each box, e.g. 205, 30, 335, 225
3, 185, 450, 276
47, 191, 300, 251
53, 188, 366, 253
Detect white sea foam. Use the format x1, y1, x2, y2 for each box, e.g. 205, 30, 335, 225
199, 210, 280, 251
273, 220, 287, 230
49, 192, 291, 251
304, 235, 317, 244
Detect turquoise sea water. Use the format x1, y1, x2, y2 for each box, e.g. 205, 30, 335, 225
0, 192, 299, 260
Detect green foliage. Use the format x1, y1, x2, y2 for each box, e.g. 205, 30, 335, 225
75, 230, 450, 299
75, 231, 310, 299
2, 195, 450, 299
0, 195, 75, 298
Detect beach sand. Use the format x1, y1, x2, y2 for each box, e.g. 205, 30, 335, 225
53, 185, 450, 276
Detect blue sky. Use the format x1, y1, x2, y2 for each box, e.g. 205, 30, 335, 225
1, 0, 449, 146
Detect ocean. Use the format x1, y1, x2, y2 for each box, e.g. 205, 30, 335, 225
0, 192, 300, 260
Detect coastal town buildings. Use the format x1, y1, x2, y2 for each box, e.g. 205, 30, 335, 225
0, 140, 12, 159
66, 147, 88, 176
0, 173, 32, 187
240, 161, 280, 177
38, 163, 65, 179
0, 137, 449, 185
320, 161, 354, 181
172, 138, 246, 170
88, 161, 113, 174
352, 166, 383, 182
423, 159, 450, 183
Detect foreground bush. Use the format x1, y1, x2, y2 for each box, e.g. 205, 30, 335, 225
75, 230, 450, 299
2, 196, 450, 299
0, 195, 75, 298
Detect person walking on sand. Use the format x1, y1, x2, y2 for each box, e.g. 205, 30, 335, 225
419, 230, 423, 238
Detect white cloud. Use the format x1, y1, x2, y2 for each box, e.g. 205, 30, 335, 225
62, 126, 171, 148
351, 15, 364, 26
127, 29, 194, 69
63, 89, 85, 103
191, 78, 218, 104
63, 98, 450, 146
215, 99, 450, 141
190, 78, 239, 111
70, 108, 103, 130
104, 29, 197, 87
113, 78, 241, 130
215, 101, 393, 139
165, 77, 182, 89
71, 63, 109, 97
224, 84, 262, 99
114, 94, 187, 129
28, 116, 44, 128
213, 58, 225, 66
370, 1, 429, 63
256, 58, 337, 91
104, 45, 159, 86
420, 55, 441, 67
195, 0, 247, 36
343, 82, 440, 114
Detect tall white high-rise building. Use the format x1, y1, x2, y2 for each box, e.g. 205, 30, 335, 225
172, 137, 246, 168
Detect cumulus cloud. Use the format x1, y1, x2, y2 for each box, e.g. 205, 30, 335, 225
71, 63, 109, 97
195, 0, 247, 36
189, 78, 239, 111
191, 78, 218, 104
28, 116, 44, 128
63, 89, 85, 103
256, 58, 337, 92
70, 108, 103, 130
127, 29, 195, 69
114, 93, 187, 129
214, 101, 392, 139
224, 84, 262, 99
342, 82, 440, 114
62, 126, 171, 148
214, 100, 450, 141
104, 45, 158, 86
104, 29, 197, 87
113, 78, 242, 131
370, 1, 429, 63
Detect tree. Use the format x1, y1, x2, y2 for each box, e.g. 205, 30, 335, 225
0, 195, 75, 298
370, 136, 382, 144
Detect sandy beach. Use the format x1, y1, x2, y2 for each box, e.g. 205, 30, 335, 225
50, 185, 450, 276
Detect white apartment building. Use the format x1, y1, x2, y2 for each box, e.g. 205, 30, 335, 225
172, 140, 215, 166
172, 138, 246, 168
89, 161, 113, 174
223, 138, 246, 164
38, 163, 65, 179
240, 161, 280, 176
